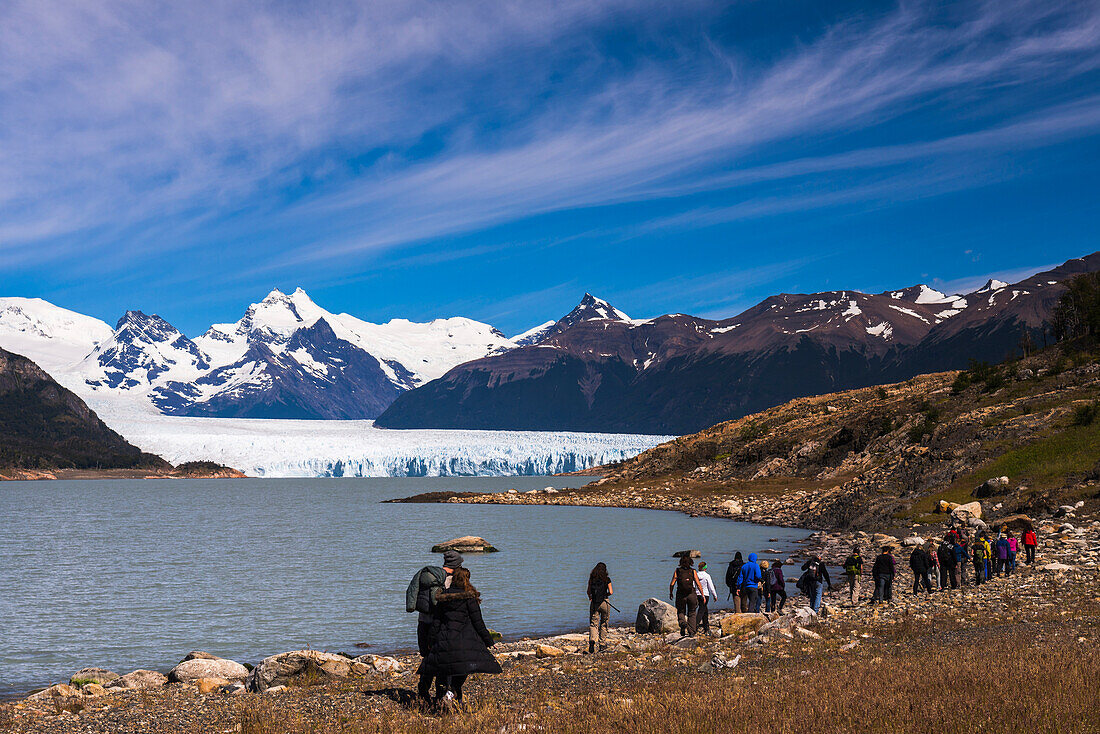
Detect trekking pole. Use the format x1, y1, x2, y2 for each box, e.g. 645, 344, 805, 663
606, 601, 621, 614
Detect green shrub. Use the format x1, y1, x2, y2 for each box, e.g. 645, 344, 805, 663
1072, 401, 1100, 427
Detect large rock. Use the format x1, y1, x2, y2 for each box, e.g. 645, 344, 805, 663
247, 650, 370, 692
993, 513, 1034, 532
972, 476, 1009, 498
430, 536, 498, 553
720, 613, 766, 637
635, 598, 679, 634
902, 536, 925, 546
951, 501, 983, 522
195, 677, 230, 694
29, 684, 80, 700
719, 500, 743, 515
168, 656, 249, 684
70, 667, 120, 687
108, 670, 168, 690
535, 645, 564, 658
672, 550, 701, 559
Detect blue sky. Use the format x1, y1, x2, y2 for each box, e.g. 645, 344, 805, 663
2, 0, 1098, 335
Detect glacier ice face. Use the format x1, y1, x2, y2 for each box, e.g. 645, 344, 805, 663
102, 412, 672, 478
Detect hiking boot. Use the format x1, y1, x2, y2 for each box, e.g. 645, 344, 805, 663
588, 641, 595, 654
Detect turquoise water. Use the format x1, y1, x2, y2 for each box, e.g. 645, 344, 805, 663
0, 477, 809, 697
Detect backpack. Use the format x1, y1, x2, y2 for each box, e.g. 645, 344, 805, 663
796, 571, 815, 596
764, 568, 776, 589
725, 561, 741, 589
675, 567, 696, 595
843, 554, 860, 576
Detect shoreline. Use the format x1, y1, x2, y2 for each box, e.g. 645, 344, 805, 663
4, 504, 1096, 732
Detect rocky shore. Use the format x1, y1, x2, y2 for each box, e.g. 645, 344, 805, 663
4, 503, 1097, 733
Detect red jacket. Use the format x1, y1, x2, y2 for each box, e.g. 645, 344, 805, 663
1024, 530, 1037, 547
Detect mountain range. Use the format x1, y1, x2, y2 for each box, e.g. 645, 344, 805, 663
1, 252, 1098, 433
376, 252, 1100, 434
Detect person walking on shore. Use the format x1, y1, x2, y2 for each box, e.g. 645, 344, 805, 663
725, 552, 744, 611
871, 546, 895, 604
735, 553, 763, 614
695, 561, 718, 635
406, 549, 463, 702
956, 536, 970, 587
994, 533, 1010, 577
766, 560, 787, 612
843, 548, 863, 605
587, 563, 613, 654
670, 555, 703, 636
909, 545, 932, 594
417, 567, 501, 708
1006, 532, 1018, 575
972, 536, 988, 586
1024, 527, 1038, 564
801, 556, 832, 612
937, 538, 958, 590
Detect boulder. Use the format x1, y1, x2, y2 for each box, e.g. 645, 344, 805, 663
81, 683, 107, 697
1042, 562, 1075, 573
353, 654, 402, 674
29, 684, 80, 700
672, 550, 702, 559
951, 501, 983, 522
431, 536, 498, 553
181, 651, 219, 661
535, 645, 564, 658
247, 650, 370, 693
993, 514, 1034, 532
791, 607, 820, 626
720, 500, 743, 515
70, 667, 120, 687
720, 613, 766, 637
635, 598, 679, 634
168, 657, 249, 684
108, 670, 168, 690
195, 677, 230, 694
972, 476, 1009, 499
937, 500, 958, 514
794, 627, 822, 641
902, 536, 924, 546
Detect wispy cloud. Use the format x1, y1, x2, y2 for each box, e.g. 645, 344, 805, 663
2, 0, 1099, 294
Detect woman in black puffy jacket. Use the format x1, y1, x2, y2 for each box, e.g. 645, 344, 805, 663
418, 567, 501, 705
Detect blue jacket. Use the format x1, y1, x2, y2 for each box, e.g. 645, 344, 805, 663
736, 553, 762, 589
954, 544, 969, 564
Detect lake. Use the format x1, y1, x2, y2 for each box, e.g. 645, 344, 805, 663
0, 477, 809, 698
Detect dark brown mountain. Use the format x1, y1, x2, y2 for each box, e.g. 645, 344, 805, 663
375, 252, 1100, 435
0, 347, 168, 471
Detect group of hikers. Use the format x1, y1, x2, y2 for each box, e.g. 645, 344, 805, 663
404, 523, 1040, 707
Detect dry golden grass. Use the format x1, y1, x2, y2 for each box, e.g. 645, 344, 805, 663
233, 618, 1100, 734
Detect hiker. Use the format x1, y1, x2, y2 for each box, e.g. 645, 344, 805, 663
587, 563, 613, 654
406, 549, 463, 702
725, 552, 744, 611
417, 567, 501, 707
909, 545, 932, 594
1006, 532, 1018, 575
928, 542, 941, 590
695, 561, 719, 635
736, 553, 763, 613
800, 555, 832, 612
981, 534, 993, 581
870, 546, 895, 604
670, 555, 703, 636
1024, 527, 1038, 564
972, 536, 988, 585
937, 538, 958, 589
955, 536, 970, 586
994, 533, 1010, 577
765, 560, 787, 613
842, 547, 863, 605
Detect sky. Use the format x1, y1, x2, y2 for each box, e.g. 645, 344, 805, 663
2, 0, 1099, 336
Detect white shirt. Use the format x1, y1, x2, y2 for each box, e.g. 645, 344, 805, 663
696, 570, 718, 602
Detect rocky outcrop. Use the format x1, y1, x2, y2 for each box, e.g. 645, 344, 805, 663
69, 668, 119, 687
108, 670, 168, 690
168, 656, 248, 684
247, 650, 370, 693
635, 598, 679, 634
720, 613, 766, 637
431, 536, 499, 553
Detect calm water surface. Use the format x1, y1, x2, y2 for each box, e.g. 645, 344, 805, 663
0, 477, 809, 697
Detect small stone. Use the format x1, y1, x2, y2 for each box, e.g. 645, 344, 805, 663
195, 677, 230, 694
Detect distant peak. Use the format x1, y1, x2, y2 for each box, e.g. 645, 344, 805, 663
976, 278, 1009, 294
885, 284, 953, 304
570, 293, 631, 322
115, 310, 167, 329
262, 288, 287, 301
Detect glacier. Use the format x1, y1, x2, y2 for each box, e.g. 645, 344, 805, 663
105, 411, 674, 478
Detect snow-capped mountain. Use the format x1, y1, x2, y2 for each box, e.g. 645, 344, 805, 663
0, 288, 522, 421
377, 252, 1100, 434
0, 298, 113, 374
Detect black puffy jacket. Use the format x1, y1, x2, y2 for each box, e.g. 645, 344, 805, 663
418, 590, 502, 678
909, 548, 930, 573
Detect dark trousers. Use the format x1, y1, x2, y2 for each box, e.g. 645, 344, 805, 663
443, 675, 467, 700
974, 560, 985, 585
940, 565, 957, 589
872, 574, 893, 602
913, 571, 932, 593
1025, 545, 1036, 564
696, 597, 710, 633
993, 557, 1005, 575
675, 592, 699, 636
416, 620, 438, 700
740, 586, 760, 613
765, 587, 787, 612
